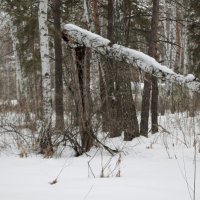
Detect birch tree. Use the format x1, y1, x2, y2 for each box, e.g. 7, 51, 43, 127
9, 21, 22, 101
1, 1, 43, 119
38, 0, 53, 154
9, 19, 29, 118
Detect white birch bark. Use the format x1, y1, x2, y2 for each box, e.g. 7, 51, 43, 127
63, 24, 200, 93
164, 1, 176, 69
161, 0, 189, 74
38, 0, 52, 121
83, 0, 95, 32
170, 3, 177, 70
114, 0, 124, 43
83, 0, 100, 101
9, 21, 22, 100
182, 23, 188, 74
181, 12, 189, 74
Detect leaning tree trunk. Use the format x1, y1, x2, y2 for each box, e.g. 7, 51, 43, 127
38, 0, 53, 155
62, 24, 200, 91
62, 24, 200, 144
52, 0, 64, 131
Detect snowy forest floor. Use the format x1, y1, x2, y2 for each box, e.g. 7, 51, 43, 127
0, 112, 200, 200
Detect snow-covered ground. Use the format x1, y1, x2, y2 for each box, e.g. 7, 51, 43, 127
0, 113, 200, 200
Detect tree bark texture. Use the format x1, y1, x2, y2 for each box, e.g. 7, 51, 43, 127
117, 64, 140, 140
140, 74, 151, 137
91, 0, 100, 34
71, 46, 94, 152
52, 0, 64, 130
10, 22, 22, 101
113, 0, 139, 140
150, 0, 160, 133
141, 0, 160, 136
38, 0, 53, 154
98, 0, 121, 137
38, 0, 52, 121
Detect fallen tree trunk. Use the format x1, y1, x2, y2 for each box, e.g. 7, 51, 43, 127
62, 24, 200, 93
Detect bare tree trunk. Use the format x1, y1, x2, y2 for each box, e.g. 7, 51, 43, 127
10, 22, 22, 101
117, 64, 140, 140
38, 0, 53, 154
151, 0, 160, 133
52, 0, 64, 131
71, 47, 93, 152
151, 76, 159, 133
9, 21, 29, 117
114, 0, 139, 140
140, 74, 151, 137
140, 0, 160, 136
99, 64, 108, 132
83, 0, 95, 31
102, 0, 120, 136
33, 63, 43, 119
91, 0, 100, 34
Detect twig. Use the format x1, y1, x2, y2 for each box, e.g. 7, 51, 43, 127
83, 184, 94, 200
49, 154, 74, 185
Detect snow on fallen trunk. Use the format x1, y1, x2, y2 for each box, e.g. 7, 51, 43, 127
62, 24, 200, 93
